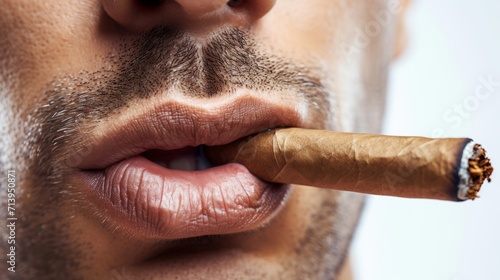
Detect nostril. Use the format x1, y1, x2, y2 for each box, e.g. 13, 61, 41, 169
227, 0, 244, 8
137, 0, 164, 7
103, 0, 275, 33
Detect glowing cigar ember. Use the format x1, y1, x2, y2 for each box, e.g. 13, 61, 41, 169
206, 128, 494, 201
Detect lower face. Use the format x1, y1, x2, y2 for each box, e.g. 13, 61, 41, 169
0, 0, 398, 279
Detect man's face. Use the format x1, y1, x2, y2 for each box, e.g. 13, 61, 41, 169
1, 1, 402, 279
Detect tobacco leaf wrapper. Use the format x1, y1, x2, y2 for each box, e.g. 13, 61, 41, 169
206, 128, 493, 201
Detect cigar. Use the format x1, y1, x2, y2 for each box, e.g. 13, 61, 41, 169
206, 128, 494, 201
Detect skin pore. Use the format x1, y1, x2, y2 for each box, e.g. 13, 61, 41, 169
0, 0, 406, 279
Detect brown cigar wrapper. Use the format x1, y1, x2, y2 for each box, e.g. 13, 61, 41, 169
206, 128, 493, 201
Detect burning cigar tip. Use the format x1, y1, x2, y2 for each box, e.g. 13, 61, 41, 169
463, 144, 494, 200
205, 128, 494, 201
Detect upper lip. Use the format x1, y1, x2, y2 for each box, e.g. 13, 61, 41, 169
75, 93, 305, 170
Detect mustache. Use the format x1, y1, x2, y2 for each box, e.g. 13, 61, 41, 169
97, 26, 330, 118
122, 27, 276, 97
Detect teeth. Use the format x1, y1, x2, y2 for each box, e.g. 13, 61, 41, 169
150, 146, 215, 171
168, 156, 197, 171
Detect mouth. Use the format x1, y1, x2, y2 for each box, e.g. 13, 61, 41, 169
142, 147, 213, 171
75, 93, 307, 240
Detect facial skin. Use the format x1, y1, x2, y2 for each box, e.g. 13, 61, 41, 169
0, 1, 405, 279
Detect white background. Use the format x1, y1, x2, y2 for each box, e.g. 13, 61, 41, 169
352, 1, 500, 280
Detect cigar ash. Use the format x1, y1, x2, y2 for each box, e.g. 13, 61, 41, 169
467, 144, 494, 199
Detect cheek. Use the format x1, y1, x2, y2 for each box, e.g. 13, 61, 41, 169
0, 1, 111, 115
255, 0, 340, 62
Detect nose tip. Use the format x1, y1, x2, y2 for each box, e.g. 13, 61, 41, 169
101, 0, 276, 33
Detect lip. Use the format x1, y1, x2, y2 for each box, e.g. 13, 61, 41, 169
74, 93, 306, 239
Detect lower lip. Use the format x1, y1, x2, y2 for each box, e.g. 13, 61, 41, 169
80, 156, 291, 239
